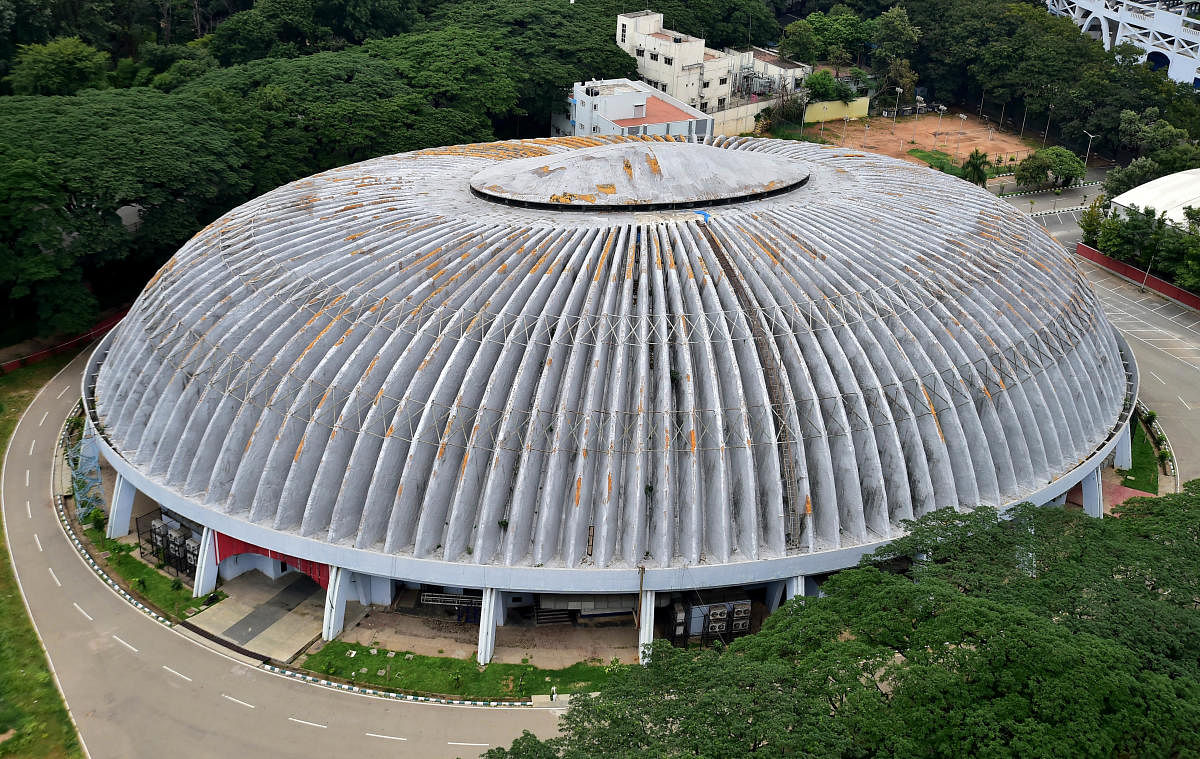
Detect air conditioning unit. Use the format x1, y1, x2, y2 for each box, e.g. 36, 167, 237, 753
732, 601, 751, 618
708, 605, 728, 620
707, 621, 726, 633
732, 619, 750, 632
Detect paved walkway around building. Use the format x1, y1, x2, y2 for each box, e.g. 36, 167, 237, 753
188, 571, 328, 662
342, 608, 640, 668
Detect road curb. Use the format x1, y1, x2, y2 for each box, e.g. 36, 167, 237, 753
260, 664, 535, 707
999, 180, 1102, 199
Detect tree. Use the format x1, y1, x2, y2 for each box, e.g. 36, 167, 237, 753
1014, 151, 1052, 189
1040, 145, 1086, 185
806, 5, 874, 64
1103, 155, 1162, 197
871, 5, 919, 70
960, 148, 991, 185
803, 69, 854, 103
780, 18, 820, 63
490, 486, 1200, 758
4, 36, 108, 94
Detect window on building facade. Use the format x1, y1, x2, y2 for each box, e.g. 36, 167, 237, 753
700, 101, 708, 112
702, 80, 710, 88
621, 24, 626, 43
636, 48, 644, 57
719, 77, 727, 85
660, 83, 667, 92
664, 57, 673, 65
717, 97, 726, 110
650, 52, 659, 61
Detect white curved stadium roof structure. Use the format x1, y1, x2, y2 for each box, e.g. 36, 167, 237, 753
87, 135, 1132, 590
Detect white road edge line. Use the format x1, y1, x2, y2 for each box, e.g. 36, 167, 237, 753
365, 733, 407, 741
1180, 396, 1193, 411
448, 741, 490, 747
162, 665, 192, 682
288, 717, 327, 729
1149, 371, 1166, 384
222, 694, 255, 709
1, 352, 96, 759
48, 567, 61, 587
112, 634, 139, 653
34, 533, 42, 552
73, 602, 93, 621
38, 410, 48, 427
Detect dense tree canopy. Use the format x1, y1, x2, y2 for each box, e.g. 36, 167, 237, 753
488, 484, 1200, 758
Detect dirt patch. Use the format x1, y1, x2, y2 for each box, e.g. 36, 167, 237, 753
799, 112, 1036, 167
0, 729, 14, 746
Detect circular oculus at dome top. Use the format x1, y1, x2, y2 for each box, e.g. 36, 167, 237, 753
469, 141, 810, 209
90, 135, 1129, 581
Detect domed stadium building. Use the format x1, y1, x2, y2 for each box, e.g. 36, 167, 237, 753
83, 136, 1137, 663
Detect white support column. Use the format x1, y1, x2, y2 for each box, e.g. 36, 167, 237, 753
192, 527, 218, 598
1114, 421, 1132, 471
1082, 466, 1103, 518
766, 581, 785, 613
322, 566, 352, 640
495, 592, 507, 627
784, 575, 819, 600
1049, 491, 1068, 507
637, 589, 656, 664
477, 588, 499, 666
105, 473, 136, 539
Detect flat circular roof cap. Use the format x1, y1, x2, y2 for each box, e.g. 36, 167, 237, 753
469, 141, 809, 208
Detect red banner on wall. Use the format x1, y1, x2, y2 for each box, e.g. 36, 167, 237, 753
1076, 243, 1200, 312
214, 532, 330, 589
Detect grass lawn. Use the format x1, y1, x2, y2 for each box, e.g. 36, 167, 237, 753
81, 528, 223, 619
302, 640, 613, 701
0, 354, 83, 758
768, 123, 830, 144
1117, 422, 1159, 495
906, 148, 1010, 178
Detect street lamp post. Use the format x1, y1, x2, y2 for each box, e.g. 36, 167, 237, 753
1141, 250, 1158, 292
1082, 129, 1097, 182
935, 105, 947, 149
797, 86, 810, 136
892, 87, 903, 130
842, 115, 850, 145
1042, 104, 1055, 149
955, 113, 967, 161
911, 95, 925, 145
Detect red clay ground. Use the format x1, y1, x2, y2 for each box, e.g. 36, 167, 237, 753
801, 111, 1039, 167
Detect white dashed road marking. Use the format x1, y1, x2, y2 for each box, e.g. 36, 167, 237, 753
34, 533, 42, 552
48, 567, 61, 587
365, 733, 407, 742
448, 742, 489, 747
28, 438, 35, 456
1181, 396, 1193, 411
1149, 371, 1166, 384
222, 694, 255, 709
112, 635, 138, 653
73, 602, 93, 621
38, 410, 48, 426
24, 469, 29, 487
25, 500, 31, 519
56, 385, 69, 399
162, 666, 192, 682
288, 717, 327, 729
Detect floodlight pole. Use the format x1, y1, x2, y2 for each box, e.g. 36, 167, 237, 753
1042, 104, 1055, 149
911, 96, 925, 145
955, 113, 967, 161
935, 105, 947, 149
893, 87, 903, 130
842, 115, 850, 145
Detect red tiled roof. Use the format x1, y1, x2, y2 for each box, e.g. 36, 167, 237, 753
611, 96, 700, 127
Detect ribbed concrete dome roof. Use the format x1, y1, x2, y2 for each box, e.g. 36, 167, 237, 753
94, 135, 1127, 574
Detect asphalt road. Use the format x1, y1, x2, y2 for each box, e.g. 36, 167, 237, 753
1, 350, 560, 759
1013, 197, 1200, 483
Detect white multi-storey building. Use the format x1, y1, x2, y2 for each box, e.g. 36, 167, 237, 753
551, 79, 713, 138
617, 10, 809, 114
1047, 0, 1200, 87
